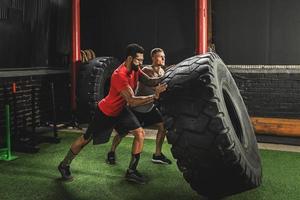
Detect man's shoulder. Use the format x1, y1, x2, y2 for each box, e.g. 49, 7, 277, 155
113, 64, 127, 76
141, 65, 155, 76
142, 65, 164, 77
111, 68, 128, 85
142, 65, 154, 71
142, 65, 153, 71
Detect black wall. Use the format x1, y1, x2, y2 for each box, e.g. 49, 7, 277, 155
213, 0, 300, 119
0, 0, 72, 143
81, 0, 195, 65
229, 66, 300, 118
213, 0, 300, 64
0, 0, 71, 68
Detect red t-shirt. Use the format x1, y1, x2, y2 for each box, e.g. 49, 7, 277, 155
98, 63, 141, 116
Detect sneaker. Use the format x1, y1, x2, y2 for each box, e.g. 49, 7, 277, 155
152, 153, 172, 164
106, 151, 116, 165
58, 162, 73, 181
125, 169, 147, 185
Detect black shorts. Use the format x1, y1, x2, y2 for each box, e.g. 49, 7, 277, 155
131, 107, 163, 128
83, 107, 139, 144
84, 106, 163, 145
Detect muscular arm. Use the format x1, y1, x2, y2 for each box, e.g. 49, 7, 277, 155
120, 86, 156, 107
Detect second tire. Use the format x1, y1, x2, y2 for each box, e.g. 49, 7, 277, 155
77, 57, 120, 123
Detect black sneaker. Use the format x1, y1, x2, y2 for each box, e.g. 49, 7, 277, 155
152, 153, 172, 164
106, 151, 116, 165
58, 163, 73, 181
125, 170, 147, 185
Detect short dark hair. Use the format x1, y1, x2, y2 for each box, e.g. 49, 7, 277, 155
125, 43, 144, 58
151, 48, 164, 57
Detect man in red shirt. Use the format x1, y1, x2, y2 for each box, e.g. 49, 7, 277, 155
106, 48, 172, 165
58, 44, 167, 184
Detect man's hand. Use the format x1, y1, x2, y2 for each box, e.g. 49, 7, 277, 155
154, 83, 167, 99
120, 87, 156, 107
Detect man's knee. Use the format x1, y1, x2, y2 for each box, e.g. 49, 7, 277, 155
156, 122, 165, 131
79, 135, 91, 147
71, 135, 90, 152
132, 127, 145, 140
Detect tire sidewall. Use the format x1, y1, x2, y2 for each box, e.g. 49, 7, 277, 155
215, 60, 261, 170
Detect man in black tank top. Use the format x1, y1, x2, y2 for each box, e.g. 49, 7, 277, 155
106, 48, 172, 165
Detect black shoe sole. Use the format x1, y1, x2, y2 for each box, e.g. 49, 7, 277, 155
125, 177, 146, 185
59, 176, 74, 182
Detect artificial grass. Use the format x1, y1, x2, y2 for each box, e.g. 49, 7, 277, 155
0, 131, 299, 200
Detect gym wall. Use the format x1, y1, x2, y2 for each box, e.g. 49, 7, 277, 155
0, 0, 72, 141
80, 0, 195, 65
0, 0, 71, 68
213, 0, 300, 65
213, 0, 300, 118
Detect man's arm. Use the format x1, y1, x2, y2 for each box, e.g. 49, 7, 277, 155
120, 84, 167, 107
120, 87, 155, 107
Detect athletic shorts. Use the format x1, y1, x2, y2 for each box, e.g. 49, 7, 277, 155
83, 106, 139, 144
83, 106, 163, 145
130, 107, 163, 129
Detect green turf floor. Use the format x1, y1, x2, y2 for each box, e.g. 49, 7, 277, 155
0, 131, 300, 200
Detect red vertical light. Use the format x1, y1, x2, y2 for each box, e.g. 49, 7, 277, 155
195, 0, 208, 54
71, 0, 81, 111
12, 83, 16, 94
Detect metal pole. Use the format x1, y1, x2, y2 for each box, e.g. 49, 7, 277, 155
4, 104, 18, 161
31, 85, 36, 135
50, 82, 58, 138
12, 83, 18, 140
5, 105, 11, 159
71, 0, 81, 111
195, 0, 208, 54
0, 84, 17, 161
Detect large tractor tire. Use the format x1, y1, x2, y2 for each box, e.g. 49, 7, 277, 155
77, 57, 120, 123
160, 53, 262, 198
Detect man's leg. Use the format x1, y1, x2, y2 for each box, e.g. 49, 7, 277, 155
154, 122, 166, 155
58, 135, 91, 180
129, 127, 145, 170
58, 112, 102, 180
134, 107, 172, 165
152, 122, 172, 164
106, 134, 123, 164
111, 134, 122, 152
114, 107, 146, 184
125, 127, 146, 184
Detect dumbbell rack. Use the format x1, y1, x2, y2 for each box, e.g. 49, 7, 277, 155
0, 68, 70, 153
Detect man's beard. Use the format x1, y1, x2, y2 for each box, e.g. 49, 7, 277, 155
131, 62, 139, 71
